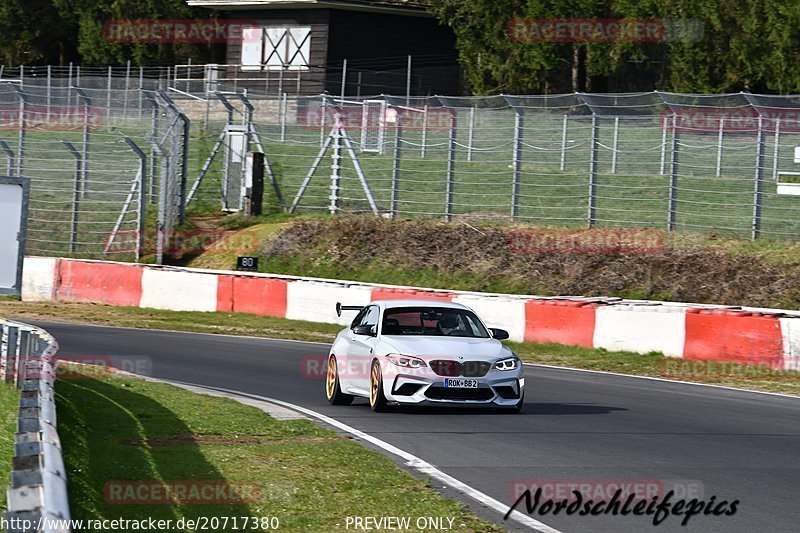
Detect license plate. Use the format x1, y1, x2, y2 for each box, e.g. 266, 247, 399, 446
444, 378, 478, 388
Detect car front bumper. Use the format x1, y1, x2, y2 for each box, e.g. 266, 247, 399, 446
382, 366, 524, 408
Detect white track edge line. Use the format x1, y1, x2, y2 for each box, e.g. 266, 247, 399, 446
167, 380, 562, 533
523, 362, 800, 400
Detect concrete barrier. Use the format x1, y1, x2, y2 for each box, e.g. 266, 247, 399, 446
20, 257, 800, 371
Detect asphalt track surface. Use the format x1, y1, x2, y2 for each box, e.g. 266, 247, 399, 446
36, 321, 800, 533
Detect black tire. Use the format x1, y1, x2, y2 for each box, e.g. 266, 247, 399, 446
325, 355, 354, 405
369, 359, 390, 412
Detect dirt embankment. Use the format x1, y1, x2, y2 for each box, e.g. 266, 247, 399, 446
258, 217, 800, 310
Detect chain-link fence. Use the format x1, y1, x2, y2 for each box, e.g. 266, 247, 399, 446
0, 80, 188, 263
4, 65, 800, 261
194, 91, 798, 240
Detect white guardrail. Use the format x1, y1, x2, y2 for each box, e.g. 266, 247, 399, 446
1, 319, 70, 532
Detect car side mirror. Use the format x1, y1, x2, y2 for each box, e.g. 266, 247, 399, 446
353, 324, 376, 337
490, 328, 509, 340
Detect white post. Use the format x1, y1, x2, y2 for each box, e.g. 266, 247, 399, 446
138, 67, 144, 119
46, 65, 51, 122
406, 55, 412, 107
715, 117, 724, 177
67, 62, 73, 107
772, 118, 781, 179
320, 96, 327, 147
560, 114, 568, 171
340, 59, 347, 106
280, 92, 288, 143
467, 106, 475, 162
660, 114, 668, 175
611, 116, 619, 174
421, 104, 428, 158
123, 60, 131, 119
106, 65, 113, 124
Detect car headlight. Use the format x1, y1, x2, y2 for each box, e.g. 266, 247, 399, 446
495, 357, 519, 371
387, 354, 427, 369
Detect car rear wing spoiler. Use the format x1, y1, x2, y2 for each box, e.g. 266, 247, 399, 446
335, 302, 364, 317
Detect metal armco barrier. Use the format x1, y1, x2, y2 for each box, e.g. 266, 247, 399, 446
1, 319, 70, 532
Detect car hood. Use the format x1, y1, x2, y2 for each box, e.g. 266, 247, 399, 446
380, 335, 512, 361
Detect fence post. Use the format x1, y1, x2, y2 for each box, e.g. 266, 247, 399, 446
560, 114, 568, 171
67, 62, 73, 107
659, 114, 668, 175
138, 67, 144, 119
62, 141, 82, 253
421, 104, 428, 158
511, 108, 524, 218
391, 113, 402, 218
611, 116, 619, 174
406, 55, 412, 107
320, 95, 327, 147
122, 60, 131, 120
752, 115, 766, 239
149, 95, 159, 204
0, 139, 14, 176
467, 106, 475, 162
772, 118, 781, 179
124, 137, 147, 260
716, 117, 724, 177
668, 115, 680, 231
445, 112, 456, 221
75, 88, 91, 199
280, 92, 288, 142
587, 114, 599, 228
14, 88, 25, 177
340, 59, 347, 106
46, 65, 51, 123
107, 65, 113, 125
179, 110, 190, 225
330, 112, 342, 215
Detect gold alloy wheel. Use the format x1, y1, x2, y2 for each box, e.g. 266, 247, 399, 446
370, 361, 380, 406
326, 357, 337, 399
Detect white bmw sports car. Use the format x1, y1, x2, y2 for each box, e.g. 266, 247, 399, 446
325, 299, 525, 412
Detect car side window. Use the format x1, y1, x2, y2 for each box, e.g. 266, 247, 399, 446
350, 308, 368, 329
362, 306, 379, 327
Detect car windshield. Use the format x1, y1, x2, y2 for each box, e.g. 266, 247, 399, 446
382, 307, 490, 338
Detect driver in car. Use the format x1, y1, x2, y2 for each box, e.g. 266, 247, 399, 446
436, 315, 461, 335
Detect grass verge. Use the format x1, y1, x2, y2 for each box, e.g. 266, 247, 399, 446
57, 369, 502, 532
2, 299, 798, 397
0, 381, 20, 512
